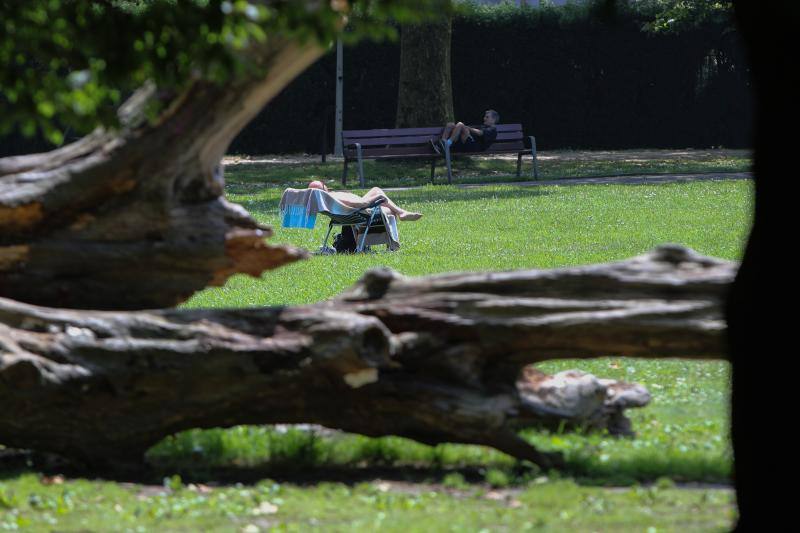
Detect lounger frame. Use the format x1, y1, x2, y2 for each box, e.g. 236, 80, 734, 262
319, 198, 387, 253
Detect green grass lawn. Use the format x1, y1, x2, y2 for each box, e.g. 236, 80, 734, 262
0, 171, 751, 531
189, 180, 751, 307
174, 179, 753, 482
0, 474, 735, 532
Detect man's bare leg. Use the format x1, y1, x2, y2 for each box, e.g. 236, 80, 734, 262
441, 122, 456, 141
447, 122, 468, 142
361, 187, 422, 221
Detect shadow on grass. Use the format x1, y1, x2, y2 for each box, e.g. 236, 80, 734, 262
0, 448, 531, 487
0, 447, 730, 489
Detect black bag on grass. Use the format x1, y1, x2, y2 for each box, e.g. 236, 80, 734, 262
333, 227, 357, 253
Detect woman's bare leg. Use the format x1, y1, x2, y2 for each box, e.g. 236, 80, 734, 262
361, 187, 422, 221
362, 187, 404, 214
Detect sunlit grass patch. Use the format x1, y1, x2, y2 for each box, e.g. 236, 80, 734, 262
0, 473, 736, 531
187, 180, 752, 307
169, 180, 752, 484
147, 427, 514, 473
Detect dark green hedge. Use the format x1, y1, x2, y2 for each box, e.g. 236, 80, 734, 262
229, 3, 753, 154
1, 3, 753, 157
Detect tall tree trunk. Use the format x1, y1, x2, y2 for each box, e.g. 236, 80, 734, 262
0, 246, 734, 470
728, 1, 791, 528
0, 37, 323, 310
396, 9, 454, 127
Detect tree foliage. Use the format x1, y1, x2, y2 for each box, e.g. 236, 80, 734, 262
455, 0, 735, 33
624, 0, 735, 32
0, 0, 438, 145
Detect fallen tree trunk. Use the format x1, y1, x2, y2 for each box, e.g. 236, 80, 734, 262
0, 245, 735, 469
0, 35, 322, 310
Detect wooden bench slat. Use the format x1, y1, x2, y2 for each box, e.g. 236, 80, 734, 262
495, 132, 524, 141
345, 146, 437, 158
343, 124, 523, 140
345, 142, 528, 157
345, 135, 523, 148
492, 124, 524, 132
344, 132, 523, 149
436, 142, 526, 153
343, 127, 443, 138
344, 135, 439, 147
349, 153, 437, 161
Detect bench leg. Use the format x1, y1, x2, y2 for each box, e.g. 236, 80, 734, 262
430, 159, 436, 184
444, 143, 453, 185
529, 136, 539, 180
341, 158, 349, 186
355, 143, 365, 187
516, 152, 522, 177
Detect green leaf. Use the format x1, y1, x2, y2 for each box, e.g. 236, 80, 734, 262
37, 101, 56, 118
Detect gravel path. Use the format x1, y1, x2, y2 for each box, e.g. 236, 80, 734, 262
372, 171, 752, 192
458, 171, 753, 188
223, 148, 752, 166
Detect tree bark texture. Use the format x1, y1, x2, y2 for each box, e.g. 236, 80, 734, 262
0, 245, 735, 469
396, 13, 454, 128
0, 36, 324, 310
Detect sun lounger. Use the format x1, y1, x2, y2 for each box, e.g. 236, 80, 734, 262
279, 188, 400, 253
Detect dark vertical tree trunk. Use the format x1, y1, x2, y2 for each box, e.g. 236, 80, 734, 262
728, 1, 793, 529
396, 9, 454, 128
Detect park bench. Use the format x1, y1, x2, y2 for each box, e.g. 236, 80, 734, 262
341, 124, 539, 186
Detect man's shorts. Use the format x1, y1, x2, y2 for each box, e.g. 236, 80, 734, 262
451, 137, 484, 153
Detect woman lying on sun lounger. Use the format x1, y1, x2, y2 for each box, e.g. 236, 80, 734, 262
307, 181, 423, 221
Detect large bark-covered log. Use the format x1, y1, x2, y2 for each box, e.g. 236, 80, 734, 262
0, 36, 323, 310
0, 245, 735, 469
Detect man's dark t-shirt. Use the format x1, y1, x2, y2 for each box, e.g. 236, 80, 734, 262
478, 125, 497, 149
452, 124, 498, 153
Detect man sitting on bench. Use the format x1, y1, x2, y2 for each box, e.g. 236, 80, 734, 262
307, 181, 423, 221
431, 109, 499, 154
